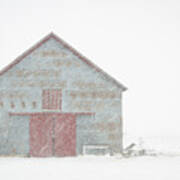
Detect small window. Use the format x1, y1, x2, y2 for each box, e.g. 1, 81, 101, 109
83, 145, 110, 155
11, 102, 15, 109
21, 101, 26, 108
32, 101, 36, 108
0, 102, 3, 107
42, 89, 61, 110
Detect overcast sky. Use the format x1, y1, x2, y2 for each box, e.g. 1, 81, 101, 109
0, 0, 180, 138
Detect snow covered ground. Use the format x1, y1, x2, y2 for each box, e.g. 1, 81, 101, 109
0, 156, 180, 180
0, 135, 180, 180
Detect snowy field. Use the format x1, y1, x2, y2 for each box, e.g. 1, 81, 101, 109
124, 135, 180, 155
1, 136, 180, 180
0, 156, 180, 180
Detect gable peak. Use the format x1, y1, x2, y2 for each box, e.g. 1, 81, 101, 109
0, 33, 127, 91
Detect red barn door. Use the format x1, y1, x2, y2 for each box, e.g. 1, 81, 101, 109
30, 114, 53, 157
29, 113, 76, 157
54, 114, 76, 157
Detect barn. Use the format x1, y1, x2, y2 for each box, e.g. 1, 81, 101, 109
0, 33, 127, 157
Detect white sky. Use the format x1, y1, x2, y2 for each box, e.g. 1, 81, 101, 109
0, 0, 180, 138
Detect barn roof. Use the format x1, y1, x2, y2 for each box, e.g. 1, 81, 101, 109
0, 33, 127, 91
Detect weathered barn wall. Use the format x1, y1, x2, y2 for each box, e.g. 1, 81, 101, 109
0, 37, 124, 156
0, 115, 29, 156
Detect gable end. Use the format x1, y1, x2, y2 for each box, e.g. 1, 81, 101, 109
0, 33, 127, 91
